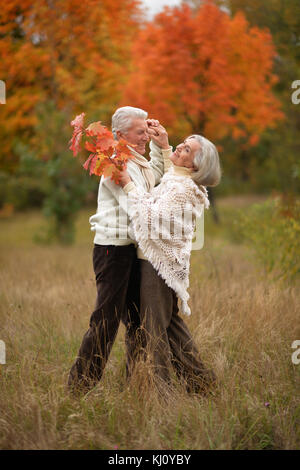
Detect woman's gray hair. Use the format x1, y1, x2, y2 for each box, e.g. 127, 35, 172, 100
111, 106, 148, 139
188, 135, 221, 187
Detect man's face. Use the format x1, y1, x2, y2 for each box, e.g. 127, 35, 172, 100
117, 118, 150, 155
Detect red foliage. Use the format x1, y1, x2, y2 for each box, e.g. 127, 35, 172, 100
121, 3, 284, 145
69, 115, 134, 184
0, 0, 142, 170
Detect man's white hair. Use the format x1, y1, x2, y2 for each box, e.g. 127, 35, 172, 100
111, 106, 148, 139
188, 135, 221, 187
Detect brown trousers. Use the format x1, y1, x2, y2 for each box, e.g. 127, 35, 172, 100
138, 260, 216, 393
68, 245, 215, 394
68, 244, 141, 391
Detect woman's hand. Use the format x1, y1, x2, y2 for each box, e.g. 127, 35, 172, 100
147, 121, 170, 150
146, 119, 160, 132
119, 168, 132, 188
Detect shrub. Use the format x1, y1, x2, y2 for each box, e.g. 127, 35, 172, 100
235, 195, 300, 282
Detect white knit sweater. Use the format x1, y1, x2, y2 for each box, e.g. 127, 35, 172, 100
125, 164, 210, 316
89, 140, 169, 245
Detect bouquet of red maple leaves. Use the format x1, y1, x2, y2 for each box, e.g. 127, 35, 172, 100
69, 113, 134, 184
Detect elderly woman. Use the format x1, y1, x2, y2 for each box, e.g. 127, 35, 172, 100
119, 126, 221, 394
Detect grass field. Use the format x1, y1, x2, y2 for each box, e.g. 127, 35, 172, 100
0, 196, 299, 450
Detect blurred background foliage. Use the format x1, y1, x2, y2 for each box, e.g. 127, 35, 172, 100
0, 0, 299, 253
237, 196, 300, 282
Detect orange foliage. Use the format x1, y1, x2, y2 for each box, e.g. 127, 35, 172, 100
0, 0, 142, 170
121, 3, 284, 145
0, 1, 284, 171
69, 114, 134, 184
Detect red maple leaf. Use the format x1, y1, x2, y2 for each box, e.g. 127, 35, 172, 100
69, 112, 85, 156
89, 155, 99, 175
70, 115, 134, 184
85, 141, 96, 153
116, 138, 135, 156
96, 131, 115, 152
83, 154, 95, 172
85, 121, 107, 136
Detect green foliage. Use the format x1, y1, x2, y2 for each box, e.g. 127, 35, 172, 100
33, 102, 98, 245
0, 147, 47, 211
1, 101, 98, 245
37, 155, 93, 245
235, 196, 300, 281
0, 172, 41, 211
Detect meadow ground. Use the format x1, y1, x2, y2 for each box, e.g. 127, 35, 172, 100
0, 195, 299, 450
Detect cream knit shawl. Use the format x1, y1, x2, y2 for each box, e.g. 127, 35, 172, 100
127, 168, 210, 316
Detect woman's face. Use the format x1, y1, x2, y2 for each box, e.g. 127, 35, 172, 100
169, 137, 200, 169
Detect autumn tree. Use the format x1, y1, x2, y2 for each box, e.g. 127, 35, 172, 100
184, 0, 300, 192
0, 0, 144, 242
0, 0, 143, 171
217, 0, 300, 192
121, 3, 283, 173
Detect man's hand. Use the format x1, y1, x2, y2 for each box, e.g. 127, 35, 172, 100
119, 168, 132, 188
147, 120, 169, 150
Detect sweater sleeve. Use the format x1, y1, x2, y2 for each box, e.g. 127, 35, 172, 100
123, 181, 136, 194
98, 169, 139, 225
148, 140, 172, 185
162, 147, 173, 173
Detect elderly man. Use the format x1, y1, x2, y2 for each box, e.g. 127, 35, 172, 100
68, 106, 170, 394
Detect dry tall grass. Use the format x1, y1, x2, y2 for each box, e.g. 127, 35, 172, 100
0, 201, 299, 449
